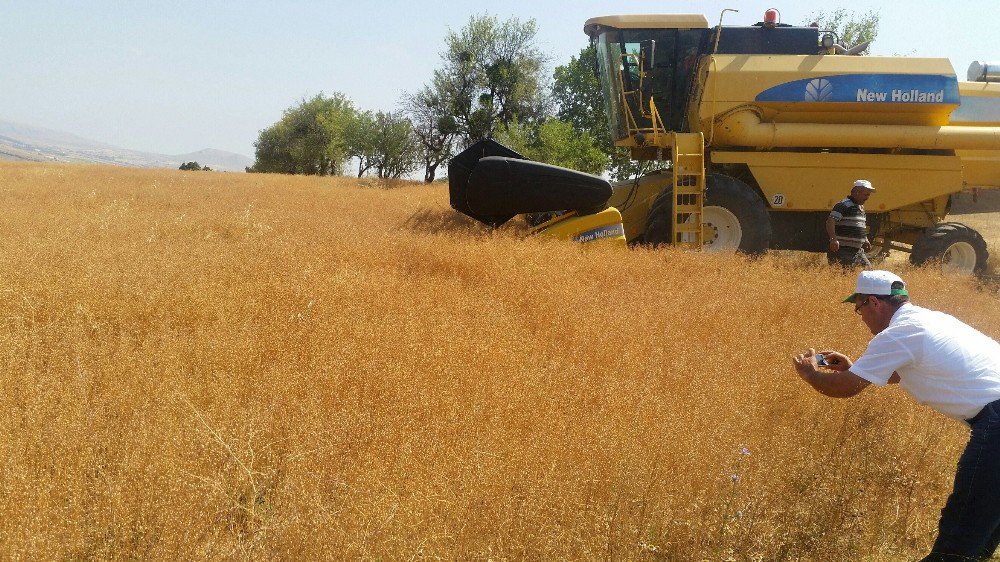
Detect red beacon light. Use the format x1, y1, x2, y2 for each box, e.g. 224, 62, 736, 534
763, 8, 780, 28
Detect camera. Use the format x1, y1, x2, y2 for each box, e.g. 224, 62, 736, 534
816, 353, 828, 366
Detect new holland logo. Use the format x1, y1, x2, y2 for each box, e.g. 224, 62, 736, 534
805, 78, 833, 101
756, 74, 960, 104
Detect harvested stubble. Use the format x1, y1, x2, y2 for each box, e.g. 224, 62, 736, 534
0, 162, 997, 560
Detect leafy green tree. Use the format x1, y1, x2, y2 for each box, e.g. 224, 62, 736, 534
345, 111, 380, 178
249, 124, 295, 174
552, 45, 606, 140
249, 92, 356, 175
345, 111, 421, 179
435, 14, 550, 146
401, 85, 459, 183
179, 161, 208, 171
805, 9, 880, 53
492, 121, 530, 158
532, 119, 608, 175
371, 111, 421, 179
495, 118, 607, 175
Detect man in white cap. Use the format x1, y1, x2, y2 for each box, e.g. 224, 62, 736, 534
793, 270, 1000, 560
826, 179, 876, 267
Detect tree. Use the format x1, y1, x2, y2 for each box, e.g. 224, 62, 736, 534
345, 111, 421, 180
494, 118, 607, 175
371, 111, 421, 179
805, 9, 880, 54
401, 85, 459, 183
552, 45, 606, 140
434, 14, 550, 147
249, 92, 356, 175
179, 161, 210, 171
345, 111, 380, 178
249, 124, 296, 174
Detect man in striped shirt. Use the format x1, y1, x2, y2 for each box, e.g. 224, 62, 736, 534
826, 179, 875, 267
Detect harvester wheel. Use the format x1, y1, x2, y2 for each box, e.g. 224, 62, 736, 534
910, 222, 989, 275
643, 174, 771, 254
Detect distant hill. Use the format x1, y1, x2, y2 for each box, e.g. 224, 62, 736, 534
171, 148, 255, 173
0, 118, 253, 172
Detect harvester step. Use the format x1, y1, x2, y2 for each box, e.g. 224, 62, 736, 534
674, 205, 701, 215
674, 225, 702, 233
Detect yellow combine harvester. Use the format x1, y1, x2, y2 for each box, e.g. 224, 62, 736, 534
449, 9, 1000, 273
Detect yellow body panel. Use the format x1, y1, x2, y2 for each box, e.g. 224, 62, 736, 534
537, 208, 627, 246
958, 150, 1000, 187
711, 152, 964, 213
607, 172, 672, 241
889, 197, 951, 238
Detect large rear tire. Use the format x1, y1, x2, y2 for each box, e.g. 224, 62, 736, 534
643, 174, 771, 254
909, 222, 989, 275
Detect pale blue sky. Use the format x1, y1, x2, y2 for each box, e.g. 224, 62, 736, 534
1, 1, 995, 157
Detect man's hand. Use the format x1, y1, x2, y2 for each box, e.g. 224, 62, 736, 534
792, 348, 869, 398
829, 238, 840, 252
816, 349, 852, 372
793, 348, 822, 381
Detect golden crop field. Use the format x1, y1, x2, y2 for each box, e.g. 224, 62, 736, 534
1, 161, 998, 560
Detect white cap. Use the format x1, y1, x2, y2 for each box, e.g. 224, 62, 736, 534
843, 270, 908, 303
853, 179, 875, 191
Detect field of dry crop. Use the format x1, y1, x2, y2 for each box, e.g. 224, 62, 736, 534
1, 161, 999, 560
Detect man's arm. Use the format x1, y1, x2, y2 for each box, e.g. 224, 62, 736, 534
825, 216, 839, 252
793, 348, 870, 398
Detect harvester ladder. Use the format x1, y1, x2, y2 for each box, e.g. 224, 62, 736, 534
671, 133, 705, 248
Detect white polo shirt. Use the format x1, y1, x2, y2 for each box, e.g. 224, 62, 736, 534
850, 303, 1000, 420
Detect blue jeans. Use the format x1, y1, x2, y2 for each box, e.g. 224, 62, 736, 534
921, 399, 1000, 561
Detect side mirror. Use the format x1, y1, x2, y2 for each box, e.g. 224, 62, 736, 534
639, 40, 656, 100
640, 40, 656, 74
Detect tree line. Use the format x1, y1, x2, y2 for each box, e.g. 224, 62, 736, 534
248, 14, 614, 181
249, 10, 877, 181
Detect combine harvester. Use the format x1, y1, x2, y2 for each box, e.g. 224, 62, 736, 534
449, 9, 1000, 273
